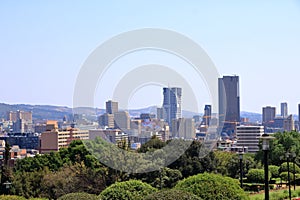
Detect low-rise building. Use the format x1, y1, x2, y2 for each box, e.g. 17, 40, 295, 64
40, 128, 89, 154
236, 125, 264, 153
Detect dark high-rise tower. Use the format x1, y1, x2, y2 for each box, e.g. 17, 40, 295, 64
163, 87, 182, 125
262, 106, 276, 125
202, 105, 212, 126
218, 76, 240, 134
106, 100, 118, 114
281, 102, 288, 118
298, 104, 300, 128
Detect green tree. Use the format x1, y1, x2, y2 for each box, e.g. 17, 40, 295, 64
227, 153, 256, 179
175, 173, 249, 200
99, 180, 157, 200
269, 165, 280, 179
255, 131, 300, 166
246, 169, 269, 183
144, 190, 202, 200
168, 141, 216, 178
138, 136, 166, 153
57, 193, 98, 200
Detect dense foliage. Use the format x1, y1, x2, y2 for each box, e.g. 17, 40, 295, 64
99, 180, 157, 200
175, 173, 249, 200
246, 169, 268, 184
2, 131, 300, 199
58, 192, 98, 200
144, 189, 202, 200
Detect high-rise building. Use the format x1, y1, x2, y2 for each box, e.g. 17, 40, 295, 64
114, 111, 130, 130
262, 106, 276, 125
218, 76, 240, 134
202, 105, 212, 126
283, 115, 294, 132
172, 118, 195, 139
7, 110, 32, 123
298, 104, 300, 128
281, 102, 288, 118
156, 107, 164, 120
98, 113, 114, 128
163, 87, 182, 125
106, 100, 118, 114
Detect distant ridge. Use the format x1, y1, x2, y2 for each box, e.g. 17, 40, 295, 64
0, 102, 283, 123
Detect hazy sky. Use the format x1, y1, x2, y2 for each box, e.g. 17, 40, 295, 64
1, 1, 300, 114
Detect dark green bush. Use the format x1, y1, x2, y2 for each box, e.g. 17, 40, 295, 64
0, 195, 26, 200
175, 173, 249, 200
144, 189, 202, 200
58, 192, 98, 200
99, 180, 157, 200
247, 169, 269, 183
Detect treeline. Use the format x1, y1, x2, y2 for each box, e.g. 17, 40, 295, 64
1, 131, 300, 199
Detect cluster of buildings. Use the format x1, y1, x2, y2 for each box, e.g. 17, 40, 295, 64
0, 75, 299, 166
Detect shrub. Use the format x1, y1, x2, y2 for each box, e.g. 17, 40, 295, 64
269, 165, 280, 179
0, 195, 26, 200
99, 180, 157, 200
144, 189, 202, 200
247, 169, 269, 183
58, 192, 98, 200
175, 173, 249, 200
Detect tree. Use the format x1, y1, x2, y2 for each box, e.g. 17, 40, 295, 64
58, 193, 98, 200
226, 153, 256, 179
246, 169, 269, 184
168, 141, 216, 178
99, 180, 157, 200
255, 131, 300, 166
279, 162, 300, 174
138, 136, 166, 153
175, 173, 249, 200
269, 165, 280, 179
144, 190, 202, 200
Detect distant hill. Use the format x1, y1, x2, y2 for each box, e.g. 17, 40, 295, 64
1, 103, 289, 124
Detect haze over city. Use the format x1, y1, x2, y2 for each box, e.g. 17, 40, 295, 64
1, 1, 300, 114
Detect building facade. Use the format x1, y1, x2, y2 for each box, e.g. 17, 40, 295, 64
218, 76, 240, 134
163, 87, 182, 127
106, 100, 118, 114
40, 128, 89, 154
262, 106, 276, 125
281, 102, 288, 118
236, 125, 264, 153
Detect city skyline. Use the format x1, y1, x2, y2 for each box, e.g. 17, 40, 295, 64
1, 1, 300, 114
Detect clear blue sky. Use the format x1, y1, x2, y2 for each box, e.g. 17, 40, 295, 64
1, 1, 300, 114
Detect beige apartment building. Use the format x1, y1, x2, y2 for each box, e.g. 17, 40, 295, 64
40, 128, 89, 154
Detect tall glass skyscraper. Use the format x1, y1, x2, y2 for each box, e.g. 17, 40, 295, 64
218, 76, 240, 134
162, 87, 182, 125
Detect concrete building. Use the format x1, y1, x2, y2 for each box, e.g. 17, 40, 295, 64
0, 133, 40, 150
114, 111, 130, 130
7, 111, 32, 123
106, 100, 118, 114
236, 125, 264, 153
140, 113, 156, 120
156, 107, 164, 120
218, 76, 240, 135
172, 118, 195, 139
283, 115, 295, 132
89, 129, 128, 147
163, 87, 182, 126
40, 128, 89, 154
262, 106, 276, 125
130, 119, 142, 136
98, 113, 114, 128
281, 102, 288, 118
